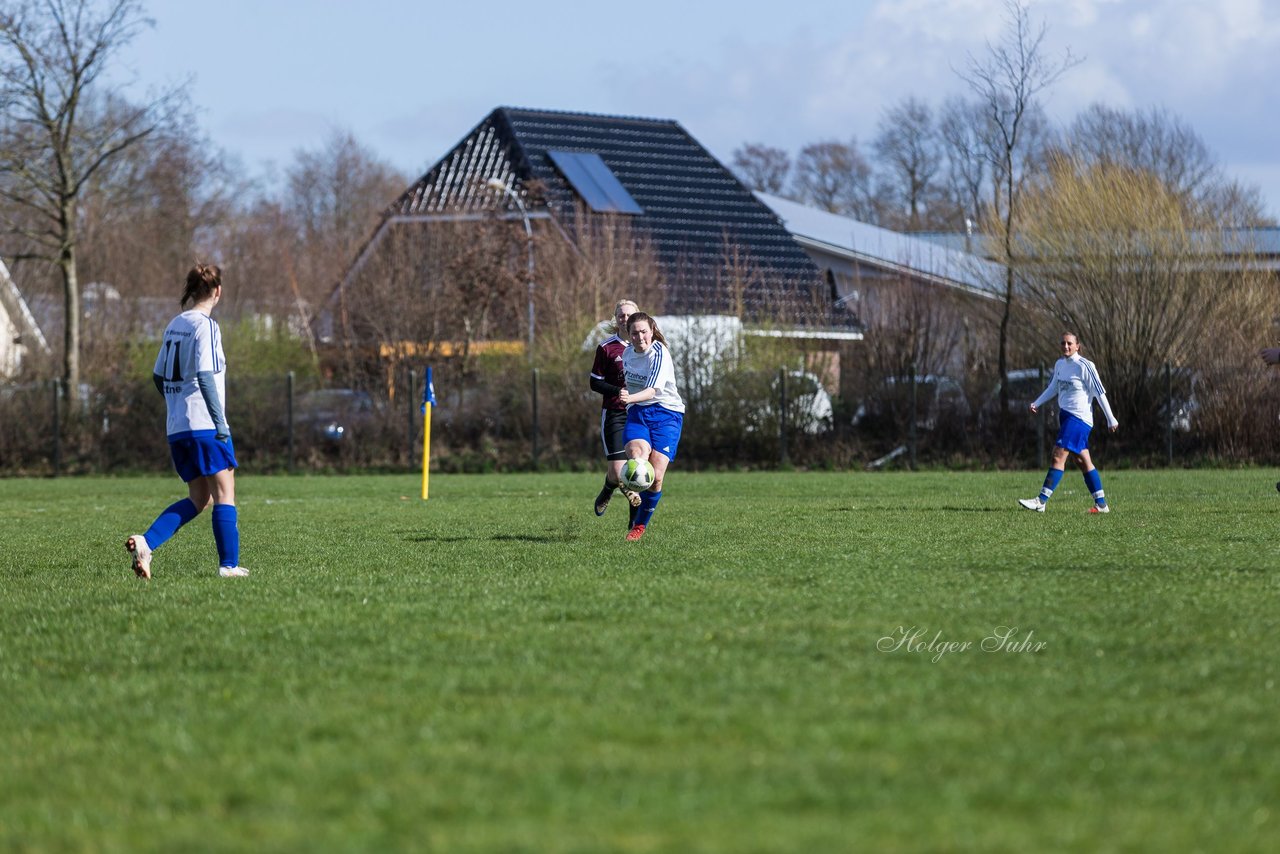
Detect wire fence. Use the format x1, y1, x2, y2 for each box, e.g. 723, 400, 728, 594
3, 361, 1279, 476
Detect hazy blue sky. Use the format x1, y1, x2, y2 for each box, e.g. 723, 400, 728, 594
119, 0, 1280, 217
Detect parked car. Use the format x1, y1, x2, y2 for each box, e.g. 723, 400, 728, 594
980, 368, 1053, 429
853, 375, 971, 432
773, 370, 835, 434
1153, 368, 1199, 433
293, 389, 376, 444
741, 370, 834, 436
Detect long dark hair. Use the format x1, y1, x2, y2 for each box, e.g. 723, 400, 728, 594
181, 263, 222, 308
627, 311, 667, 346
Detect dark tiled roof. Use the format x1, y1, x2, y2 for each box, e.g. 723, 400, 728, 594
389, 107, 842, 324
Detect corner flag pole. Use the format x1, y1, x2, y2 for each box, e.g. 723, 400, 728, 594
421, 366, 436, 500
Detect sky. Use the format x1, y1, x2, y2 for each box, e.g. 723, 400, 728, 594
116, 0, 1280, 218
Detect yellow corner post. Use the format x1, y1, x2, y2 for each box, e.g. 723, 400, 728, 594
421, 366, 436, 500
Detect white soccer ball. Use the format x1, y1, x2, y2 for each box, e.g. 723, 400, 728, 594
621, 458, 655, 491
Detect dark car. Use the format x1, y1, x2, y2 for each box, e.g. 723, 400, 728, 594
980, 368, 1054, 429
853, 374, 971, 432
293, 389, 376, 444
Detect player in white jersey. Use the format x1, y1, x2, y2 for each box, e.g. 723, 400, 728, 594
618, 312, 685, 541
124, 264, 247, 579
1018, 332, 1120, 514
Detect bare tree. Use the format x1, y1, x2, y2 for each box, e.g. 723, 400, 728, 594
872, 97, 945, 231
1198, 178, 1273, 227
938, 96, 990, 232
791, 139, 874, 219
1061, 103, 1273, 227
732, 143, 791, 195
0, 0, 181, 403
285, 130, 407, 295
1015, 155, 1275, 441
78, 99, 235, 300
956, 0, 1080, 419
276, 128, 408, 349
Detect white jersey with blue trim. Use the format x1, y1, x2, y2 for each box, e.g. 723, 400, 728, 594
1032, 353, 1118, 428
154, 310, 227, 436
622, 341, 685, 413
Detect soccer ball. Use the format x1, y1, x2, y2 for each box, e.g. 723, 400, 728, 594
621, 458, 655, 491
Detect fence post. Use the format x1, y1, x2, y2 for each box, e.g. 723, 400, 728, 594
407, 366, 418, 467
1037, 363, 1046, 470
1166, 362, 1174, 467
286, 371, 295, 474
51, 378, 62, 478
531, 367, 540, 471
908, 365, 917, 471
778, 367, 789, 466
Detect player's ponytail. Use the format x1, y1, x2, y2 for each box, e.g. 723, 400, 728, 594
181, 263, 222, 308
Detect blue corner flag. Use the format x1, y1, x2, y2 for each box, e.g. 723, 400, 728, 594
421, 366, 436, 414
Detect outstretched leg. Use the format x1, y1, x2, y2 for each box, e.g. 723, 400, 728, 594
125, 479, 211, 579
1019, 447, 1068, 512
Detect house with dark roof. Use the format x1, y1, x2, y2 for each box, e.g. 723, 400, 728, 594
331, 106, 857, 346
757, 192, 1006, 304
755, 193, 1008, 379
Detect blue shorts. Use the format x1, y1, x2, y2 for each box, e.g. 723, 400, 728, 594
1055, 411, 1092, 454
624, 405, 683, 461
169, 431, 238, 482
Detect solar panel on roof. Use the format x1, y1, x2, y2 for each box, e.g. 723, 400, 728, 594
546, 150, 644, 215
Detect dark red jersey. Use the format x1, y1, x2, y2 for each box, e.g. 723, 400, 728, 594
590, 334, 629, 411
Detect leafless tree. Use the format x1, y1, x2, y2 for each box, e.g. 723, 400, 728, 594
732, 143, 791, 195
1015, 155, 1275, 441
284, 129, 407, 301
271, 128, 408, 350
78, 99, 236, 299
872, 97, 946, 231
1198, 178, 1273, 227
0, 0, 181, 404
1060, 103, 1273, 227
938, 97, 991, 231
791, 139, 874, 219
956, 0, 1081, 419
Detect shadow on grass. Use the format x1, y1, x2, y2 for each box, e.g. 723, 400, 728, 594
829, 505, 1011, 513
404, 532, 579, 544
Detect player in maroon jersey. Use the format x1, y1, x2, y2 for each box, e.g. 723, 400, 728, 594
590, 299, 640, 521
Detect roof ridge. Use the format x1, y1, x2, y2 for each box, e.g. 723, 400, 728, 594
497, 105, 679, 127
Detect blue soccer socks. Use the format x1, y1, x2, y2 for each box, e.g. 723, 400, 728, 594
1083, 468, 1107, 507
143, 498, 200, 550
211, 503, 240, 569
1039, 468, 1065, 504
634, 490, 662, 527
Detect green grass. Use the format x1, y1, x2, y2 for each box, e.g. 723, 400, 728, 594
2, 470, 1278, 852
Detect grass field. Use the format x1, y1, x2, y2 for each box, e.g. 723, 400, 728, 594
2, 470, 1278, 852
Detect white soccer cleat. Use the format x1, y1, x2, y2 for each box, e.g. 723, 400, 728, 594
1089, 504, 1110, 514
126, 535, 153, 579
618, 486, 643, 508
218, 565, 249, 578
1018, 498, 1046, 513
